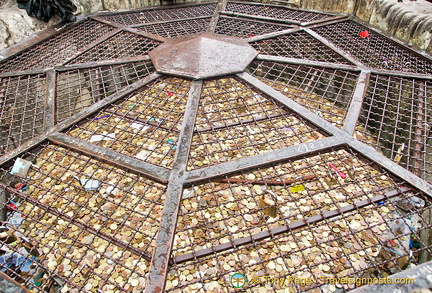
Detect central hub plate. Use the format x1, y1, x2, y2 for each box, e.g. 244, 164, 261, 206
149, 33, 258, 79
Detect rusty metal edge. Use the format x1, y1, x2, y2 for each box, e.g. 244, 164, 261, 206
0, 72, 161, 166
0, 14, 88, 64
302, 15, 353, 30
0, 183, 153, 262
300, 14, 349, 27
303, 28, 367, 68
145, 80, 203, 293
185, 136, 343, 184
88, 1, 218, 17
61, 28, 123, 66
0, 271, 31, 293
343, 70, 371, 135
247, 27, 303, 42
369, 68, 432, 81
43, 70, 56, 130
255, 54, 361, 71
0, 68, 50, 78
49, 133, 170, 184
173, 186, 411, 264
209, 0, 229, 33
220, 11, 301, 25
55, 55, 151, 72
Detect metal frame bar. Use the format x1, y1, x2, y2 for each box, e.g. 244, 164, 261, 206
145, 80, 203, 293
49, 133, 170, 184
220, 11, 301, 25
208, 0, 228, 32
55, 55, 151, 72
131, 15, 212, 27
43, 70, 56, 130
246, 27, 302, 42
343, 70, 371, 134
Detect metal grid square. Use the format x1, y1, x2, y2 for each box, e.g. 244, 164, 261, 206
66, 77, 191, 169
56, 61, 155, 122
170, 148, 432, 292
0, 143, 166, 292
247, 60, 359, 128
214, 17, 292, 38
100, 4, 217, 26
137, 18, 211, 38
250, 31, 353, 65
225, 2, 333, 22
355, 74, 432, 184
187, 77, 327, 170
0, 20, 116, 73
0, 74, 46, 153
312, 21, 432, 75
66, 31, 161, 65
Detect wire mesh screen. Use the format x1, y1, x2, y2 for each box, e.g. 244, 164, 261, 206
312, 21, 432, 75
0, 20, 116, 73
0, 74, 46, 153
225, 2, 333, 22
0, 143, 166, 292
137, 18, 211, 38
250, 31, 353, 65
214, 17, 292, 38
170, 148, 432, 292
66, 77, 191, 169
188, 77, 327, 170
247, 60, 359, 128
356, 75, 432, 184
99, 3, 217, 26
56, 61, 155, 122
66, 31, 161, 66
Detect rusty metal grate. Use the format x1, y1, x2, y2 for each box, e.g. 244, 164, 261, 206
0, 74, 46, 153
214, 16, 292, 38
0, 1, 431, 292
137, 18, 212, 38
356, 74, 432, 183
0, 20, 115, 73
188, 77, 326, 170
56, 61, 155, 122
170, 148, 432, 292
250, 31, 353, 65
66, 31, 161, 65
99, 3, 217, 26
225, 2, 334, 23
66, 76, 191, 169
312, 20, 432, 75
247, 60, 359, 128
0, 142, 165, 292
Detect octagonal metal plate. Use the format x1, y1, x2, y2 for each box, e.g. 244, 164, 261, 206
149, 32, 258, 79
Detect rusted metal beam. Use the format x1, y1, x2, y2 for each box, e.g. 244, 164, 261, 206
0, 183, 152, 261
343, 70, 371, 134
209, 0, 228, 33
145, 80, 203, 293
55, 55, 151, 72
0, 68, 49, 78
49, 133, 170, 184
0, 15, 88, 64
301, 15, 349, 27
302, 15, 352, 30
255, 54, 360, 71
43, 70, 56, 130
173, 186, 411, 264
369, 69, 432, 80
132, 15, 212, 27
185, 136, 342, 184
247, 27, 303, 43
304, 28, 366, 68
0, 73, 161, 166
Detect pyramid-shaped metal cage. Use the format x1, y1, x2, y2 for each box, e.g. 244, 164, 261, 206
0, 1, 431, 292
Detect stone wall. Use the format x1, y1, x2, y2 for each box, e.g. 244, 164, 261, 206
0, 0, 431, 53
